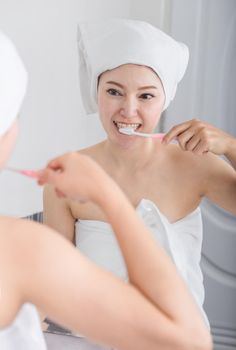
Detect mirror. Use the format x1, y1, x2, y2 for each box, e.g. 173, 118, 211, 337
1, 0, 236, 349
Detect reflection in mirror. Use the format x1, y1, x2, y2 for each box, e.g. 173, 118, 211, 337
0, 1, 236, 350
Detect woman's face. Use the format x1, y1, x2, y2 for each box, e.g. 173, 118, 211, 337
97, 64, 165, 146
0, 120, 18, 168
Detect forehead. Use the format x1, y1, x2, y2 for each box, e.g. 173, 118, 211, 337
99, 63, 162, 86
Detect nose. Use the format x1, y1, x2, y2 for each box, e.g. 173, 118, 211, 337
119, 96, 138, 119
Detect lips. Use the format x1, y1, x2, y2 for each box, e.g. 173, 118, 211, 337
113, 121, 142, 131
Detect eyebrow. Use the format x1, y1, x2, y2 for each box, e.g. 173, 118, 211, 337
106, 81, 158, 90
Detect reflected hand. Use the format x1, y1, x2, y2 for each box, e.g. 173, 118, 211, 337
162, 118, 234, 156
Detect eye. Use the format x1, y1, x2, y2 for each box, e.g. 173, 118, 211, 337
139, 93, 155, 100
106, 88, 122, 96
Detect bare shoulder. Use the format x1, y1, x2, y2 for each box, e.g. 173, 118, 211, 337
162, 142, 223, 169
0, 216, 30, 240
158, 143, 208, 172
170, 144, 236, 179
162, 143, 235, 192
0, 215, 72, 252
0, 216, 41, 248
156, 143, 212, 196
44, 143, 107, 224
77, 141, 105, 162
0, 216, 17, 235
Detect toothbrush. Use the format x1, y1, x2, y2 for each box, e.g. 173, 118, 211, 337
119, 127, 165, 139
5, 167, 39, 179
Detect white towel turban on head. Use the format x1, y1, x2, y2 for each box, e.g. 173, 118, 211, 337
0, 31, 28, 136
77, 18, 189, 115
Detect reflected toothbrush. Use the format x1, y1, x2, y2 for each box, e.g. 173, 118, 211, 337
5, 167, 39, 179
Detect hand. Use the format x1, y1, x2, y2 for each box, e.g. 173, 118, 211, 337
162, 118, 234, 156
37, 152, 111, 204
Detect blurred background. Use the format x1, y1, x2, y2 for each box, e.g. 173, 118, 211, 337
0, 0, 235, 348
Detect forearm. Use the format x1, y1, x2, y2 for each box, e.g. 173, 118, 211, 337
225, 137, 236, 170
99, 180, 207, 329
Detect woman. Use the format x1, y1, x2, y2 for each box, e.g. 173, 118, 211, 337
44, 19, 236, 329
0, 30, 212, 349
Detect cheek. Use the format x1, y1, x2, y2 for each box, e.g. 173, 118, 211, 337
98, 94, 119, 121
98, 95, 111, 130
149, 112, 161, 127
145, 100, 163, 122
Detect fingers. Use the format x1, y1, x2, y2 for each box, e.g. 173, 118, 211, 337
37, 168, 69, 200
162, 119, 196, 144
162, 119, 211, 155
177, 128, 196, 151
46, 155, 67, 171
191, 139, 209, 155
37, 154, 70, 186
37, 168, 60, 186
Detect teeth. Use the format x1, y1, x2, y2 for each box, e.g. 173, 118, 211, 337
115, 122, 141, 130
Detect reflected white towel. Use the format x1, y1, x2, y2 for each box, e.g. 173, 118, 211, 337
76, 199, 210, 329
77, 19, 189, 114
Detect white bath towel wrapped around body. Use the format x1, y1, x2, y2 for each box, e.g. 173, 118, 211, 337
76, 199, 210, 330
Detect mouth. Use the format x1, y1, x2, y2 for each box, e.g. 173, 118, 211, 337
113, 121, 142, 133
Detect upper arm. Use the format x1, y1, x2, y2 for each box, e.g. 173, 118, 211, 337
203, 154, 236, 215
0, 219, 211, 349
19, 220, 211, 350
43, 184, 75, 243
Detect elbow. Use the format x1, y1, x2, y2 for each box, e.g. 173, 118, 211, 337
153, 322, 213, 350
198, 333, 213, 350
173, 322, 213, 350
187, 328, 213, 350
196, 336, 213, 350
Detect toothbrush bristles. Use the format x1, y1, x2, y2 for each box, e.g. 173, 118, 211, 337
119, 127, 135, 135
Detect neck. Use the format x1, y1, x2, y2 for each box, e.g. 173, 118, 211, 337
102, 138, 160, 172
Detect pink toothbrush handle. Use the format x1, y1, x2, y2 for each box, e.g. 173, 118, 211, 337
20, 170, 39, 178
152, 133, 165, 139
5, 167, 39, 179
